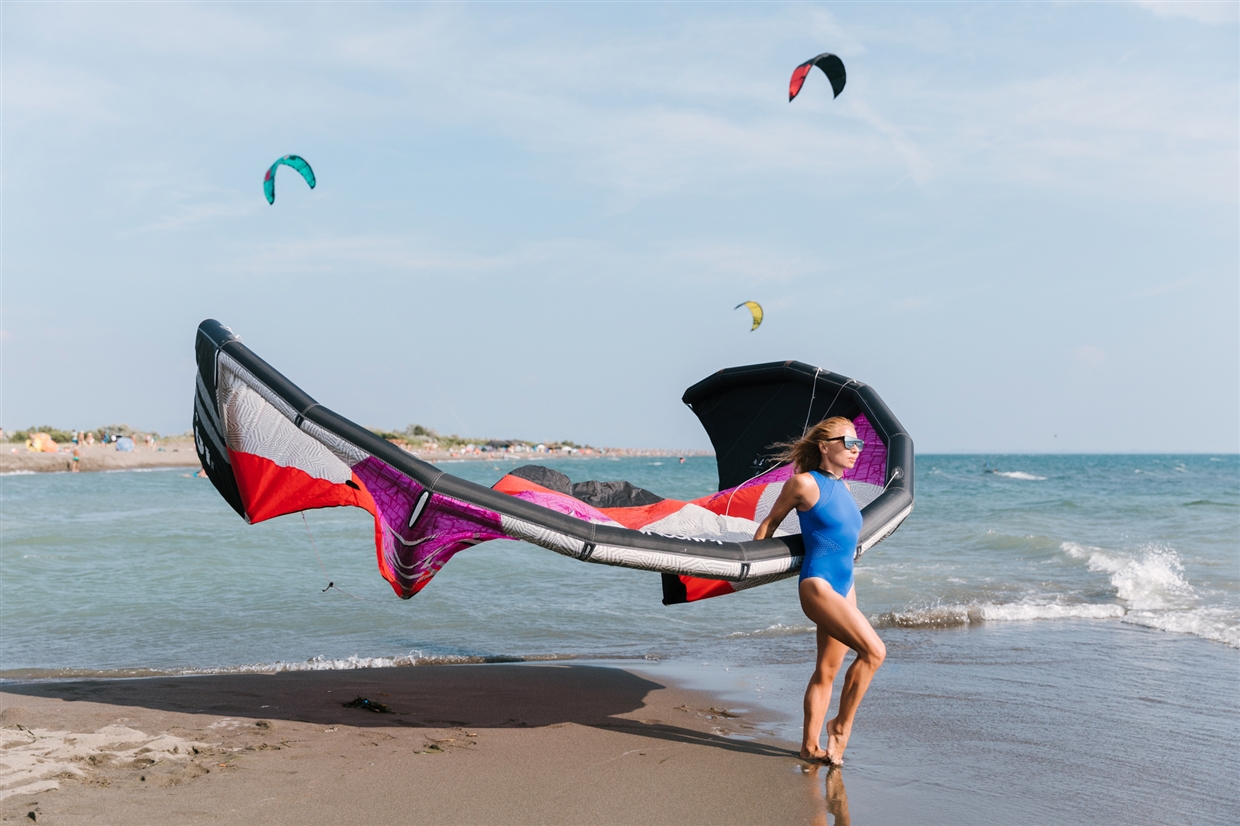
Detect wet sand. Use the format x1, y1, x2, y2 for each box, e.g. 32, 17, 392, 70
0, 664, 825, 825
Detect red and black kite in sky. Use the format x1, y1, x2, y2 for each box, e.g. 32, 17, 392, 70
789, 52, 847, 102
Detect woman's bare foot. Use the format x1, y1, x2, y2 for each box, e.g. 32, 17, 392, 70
824, 719, 850, 764
800, 745, 829, 762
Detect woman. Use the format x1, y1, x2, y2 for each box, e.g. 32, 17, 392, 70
754, 417, 886, 765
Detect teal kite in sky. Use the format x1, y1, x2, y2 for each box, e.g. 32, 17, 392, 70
263, 155, 316, 205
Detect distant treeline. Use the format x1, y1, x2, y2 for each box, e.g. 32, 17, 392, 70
2, 424, 175, 443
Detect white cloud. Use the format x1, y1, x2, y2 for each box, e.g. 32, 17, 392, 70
1074, 346, 1107, 368
665, 242, 821, 283
1134, 1, 1240, 25
232, 234, 599, 278
331, 10, 1234, 206
1132, 275, 1198, 298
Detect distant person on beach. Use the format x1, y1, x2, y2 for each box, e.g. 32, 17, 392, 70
753, 417, 884, 766
71, 443, 81, 472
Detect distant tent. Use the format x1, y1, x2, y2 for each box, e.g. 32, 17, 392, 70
27, 433, 57, 453
115, 437, 135, 452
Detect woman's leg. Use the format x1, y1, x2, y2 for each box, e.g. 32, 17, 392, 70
799, 579, 886, 763
802, 625, 848, 760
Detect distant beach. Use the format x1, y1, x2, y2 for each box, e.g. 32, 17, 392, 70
1, 440, 202, 474
0, 438, 711, 475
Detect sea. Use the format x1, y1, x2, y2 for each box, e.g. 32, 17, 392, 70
3, 454, 1238, 823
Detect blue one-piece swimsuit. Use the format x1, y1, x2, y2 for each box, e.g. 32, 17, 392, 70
798, 470, 864, 597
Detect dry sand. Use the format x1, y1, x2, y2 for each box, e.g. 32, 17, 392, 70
0, 664, 832, 825
0, 442, 707, 475
0, 443, 200, 474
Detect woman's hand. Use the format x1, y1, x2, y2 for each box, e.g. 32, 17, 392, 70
754, 473, 818, 540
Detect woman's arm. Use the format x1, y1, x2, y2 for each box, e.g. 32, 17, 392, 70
754, 474, 815, 540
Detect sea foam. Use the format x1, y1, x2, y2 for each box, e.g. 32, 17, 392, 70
1061, 541, 1194, 610
1122, 609, 1240, 649
990, 471, 1047, 481
726, 623, 816, 639
876, 601, 1125, 629
874, 542, 1240, 647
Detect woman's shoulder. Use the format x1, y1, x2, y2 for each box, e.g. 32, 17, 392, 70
786, 470, 827, 496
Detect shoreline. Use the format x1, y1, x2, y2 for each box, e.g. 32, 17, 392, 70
0, 442, 712, 475
0, 662, 820, 824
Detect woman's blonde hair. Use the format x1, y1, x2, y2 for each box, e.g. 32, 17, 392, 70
775, 416, 855, 474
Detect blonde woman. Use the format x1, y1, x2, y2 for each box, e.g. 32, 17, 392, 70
754, 416, 885, 765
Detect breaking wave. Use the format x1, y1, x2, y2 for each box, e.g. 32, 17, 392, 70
726, 623, 815, 639
876, 601, 1125, 629
1060, 541, 1193, 611
875, 542, 1238, 647
1122, 609, 1240, 648
988, 470, 1047, 481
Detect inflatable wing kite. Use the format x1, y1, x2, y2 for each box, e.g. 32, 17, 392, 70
790, 52, 846, 101
263, 155, 316, 205
735, 301, 763, 331
192, 320, 913, 604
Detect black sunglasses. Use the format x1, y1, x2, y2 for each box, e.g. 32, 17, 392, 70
823, 436, 865, 451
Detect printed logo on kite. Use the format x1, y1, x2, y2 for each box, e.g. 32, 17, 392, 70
789, 52, 846, 102
263, 155, 316, 205
735, 301, 763, 332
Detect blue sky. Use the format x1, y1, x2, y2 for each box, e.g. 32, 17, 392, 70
2, 1, 1237, 452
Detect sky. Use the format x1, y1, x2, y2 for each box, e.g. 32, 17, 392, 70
2, 1, 1237, 452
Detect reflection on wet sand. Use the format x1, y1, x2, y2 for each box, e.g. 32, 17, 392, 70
808, 764, 850, 826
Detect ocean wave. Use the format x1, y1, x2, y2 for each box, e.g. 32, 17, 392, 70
726, 623, 816, 639
192, 651, 596, 674
0, 651, 670, 682
1122, 609, 1240, 648
0, 470, 38, 476
1061, 542, 1193, 610
988, 471, 1047, 481
876, 601, 1125, 628
873, 544, 1237, 647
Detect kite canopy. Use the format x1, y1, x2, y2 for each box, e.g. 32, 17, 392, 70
263, 155, 316, 205
192, 320, 913, 605
734, 301, 763, 331
789, 52, 846, 101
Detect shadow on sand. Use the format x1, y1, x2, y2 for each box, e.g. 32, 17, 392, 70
2, 663, 795, 760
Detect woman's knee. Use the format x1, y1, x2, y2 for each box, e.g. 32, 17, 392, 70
864, 637, 886, 668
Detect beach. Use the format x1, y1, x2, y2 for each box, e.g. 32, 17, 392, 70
2, 455, 1237, 824
3, 621, 1236, 825
1, 664, 823, 825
